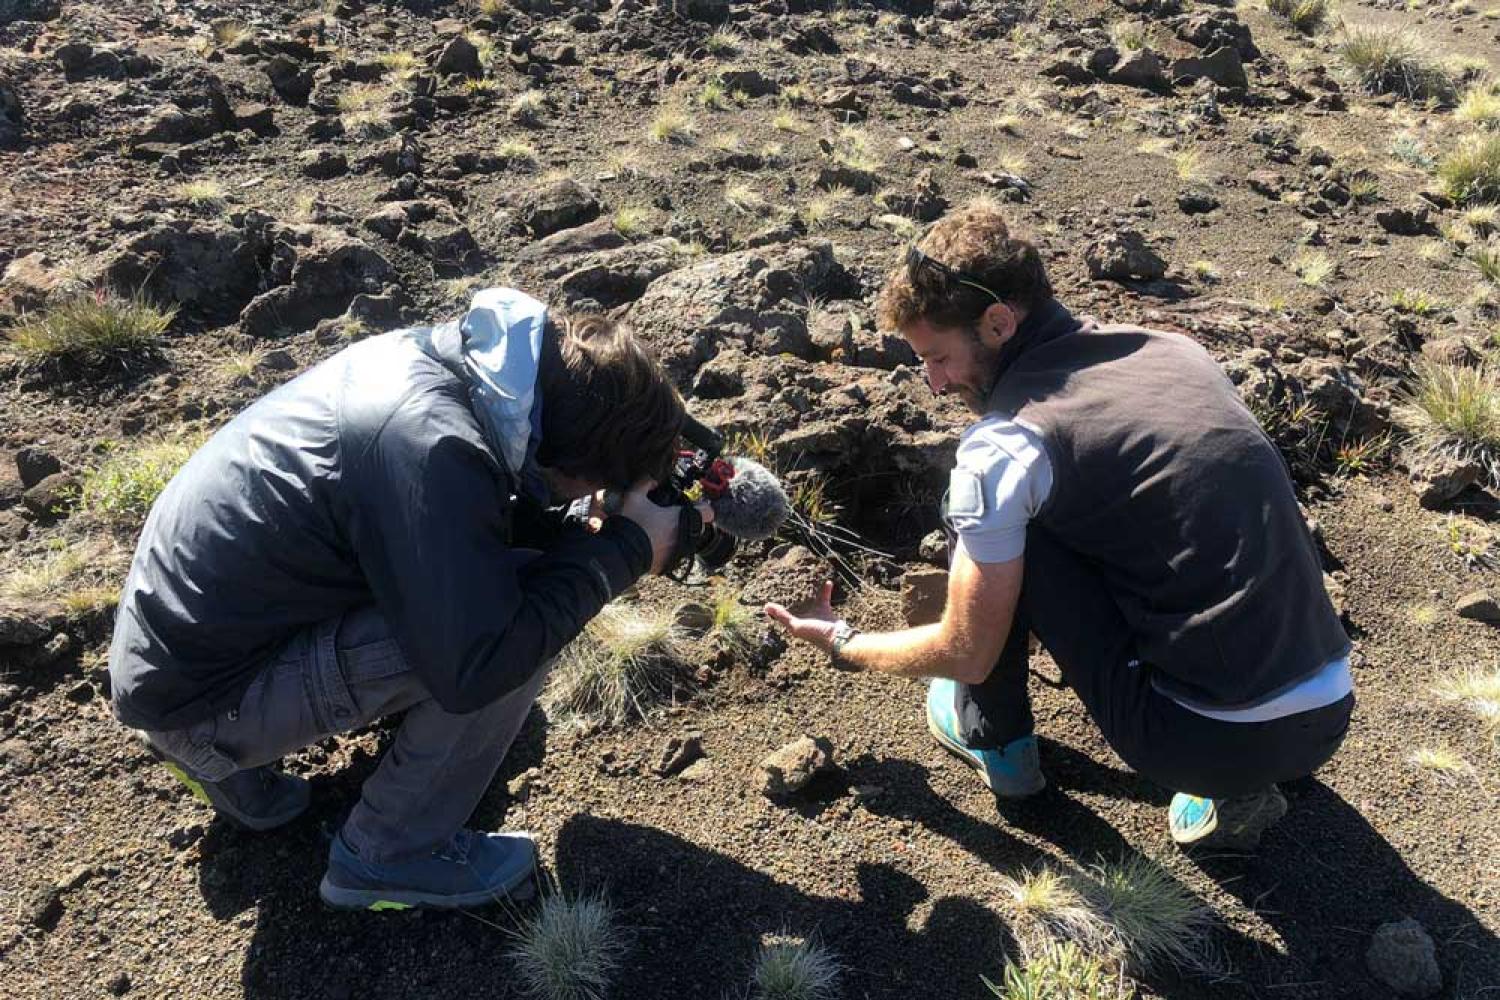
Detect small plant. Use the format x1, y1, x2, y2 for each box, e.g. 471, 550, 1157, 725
998, 867, 1109, 951
1, 536, 120, 602
210, 19, 250, 49
802, 185, 854, 229
543, 606, 688, 727
1465, 203, 1499, 235
995, 113, 1023, 136
377, 50, 422, 79
174, 179, 228, 213
650, 108, 694, 144
727, 428, 774, 466
1172, 147, 1206, 182
780, 83, 811, 107
1333, 433, 1391, 476
1438, 133, 1500, 204
1109, 21, 1148, 50
1408, 746, 1476, 782
611, 206, 652, 238
1267, 0, 1334, 34
725, 182, 768, 215
338, 81, 397, 134
464, 77, 501, 97
1396, 361, 1500, 485
1190, 260, 1221, 283
1433, 663, 1500, 740
697, 79, 730, 110
828, 126, 882, 173
216, 346, 265, 383
1338, 26, 1453, 101
1292, 250, 1335, 287
510, 890, 627, 1000
788, 474, 836, 526
709, 589, 758, 655
772, 111, 806, 133
1348, 170, 1380, 203
751, 936, 841, 1000
1079, 855, 1213, 972
984, 941, 1131, 1000
1475, 242, 1500, 284
707, 130, 744, 153
79, 433, 205, 525
1408, 602, 1441, 626
704, 29, 739, 55
1389, 287, 1440, 314
497, 139, 539, 167
510, 89, 548, 125
1390, 133, 1436, 170
1456, 82, 1500, 128
7, 289, 175, 365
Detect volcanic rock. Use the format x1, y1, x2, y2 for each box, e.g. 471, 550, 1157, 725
1170, 47, 1248, 90
102, 220, 262, 321
1366, 918, 1441, 997
1375, 203, 1434, 236
1454, 590, 1500, 624
0, 78, 21, 147
754, 735, 835, 799
512, 177, 600, 237
1084, 230, 1167, 281
901, 566, 948, 626
238, 225, 395, 338
435, 35, 482, 79
0, 0, 60, 24
1109, 48, 1169, 91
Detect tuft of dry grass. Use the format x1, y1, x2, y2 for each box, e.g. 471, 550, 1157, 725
1292, 250, 1336, 287
1438, 133, 1500, 205
497, 139, 539, 167
6, 290, 174, 365
649, 108, 694, 144
1408, 746, 1477, 783
174, 179, 228, 213
1395, 362, 1500, 485
1267, 0, 1335, 34
1338, 26, 1453, 101
1433, 664, 1500, 739
1, 535, 124, 605
1456, 82, 1500, 128
542, 606, 689, 728
509, 89, 549, 126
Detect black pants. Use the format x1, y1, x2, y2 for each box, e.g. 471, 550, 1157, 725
952, 525, 1354, 799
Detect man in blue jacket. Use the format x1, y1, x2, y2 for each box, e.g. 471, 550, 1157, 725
108, 288, 695, 909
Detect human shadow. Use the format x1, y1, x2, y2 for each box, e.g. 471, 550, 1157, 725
1184, 777, 1500, 1000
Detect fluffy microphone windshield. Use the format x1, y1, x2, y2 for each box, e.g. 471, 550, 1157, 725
711, 457, 789, 541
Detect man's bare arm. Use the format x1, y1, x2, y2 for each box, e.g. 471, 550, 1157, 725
764, 547, 1023, 684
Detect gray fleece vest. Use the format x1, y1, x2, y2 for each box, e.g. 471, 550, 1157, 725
988, 302, 1350, 710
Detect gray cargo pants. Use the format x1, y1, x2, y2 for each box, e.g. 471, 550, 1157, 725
144, 604, 548, 862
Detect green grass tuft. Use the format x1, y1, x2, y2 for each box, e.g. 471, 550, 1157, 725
984, 941, 1131, 1000
1338, 26, 1453, 101
542, 606, 688, 727
79, 433, 206, 524
1396, 362, 1500, 485
1438, 133, 1500, 205
1267, 0, 1335, 33
1080, 855, 1213, 972
6, 290, 175, 365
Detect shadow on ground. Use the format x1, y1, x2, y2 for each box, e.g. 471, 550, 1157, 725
189, 720, 1497, 1000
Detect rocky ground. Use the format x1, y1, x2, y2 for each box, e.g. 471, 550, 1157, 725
2, 0, 1499, 998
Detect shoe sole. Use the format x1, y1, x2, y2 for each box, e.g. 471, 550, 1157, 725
161, 760, 310, 832
318, 868, 539, 911
927, 715, 1046, 799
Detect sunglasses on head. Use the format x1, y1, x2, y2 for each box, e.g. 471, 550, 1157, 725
904, 240, 1005, 306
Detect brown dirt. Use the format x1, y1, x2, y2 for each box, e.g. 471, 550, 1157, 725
2, 1, 1498, 999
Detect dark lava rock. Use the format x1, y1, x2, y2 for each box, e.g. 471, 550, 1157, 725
1375, 203, 1433, 236
1177, 187, 1220, 214
266, 55, 315, 105
435, 34, 482, 79
21, 471, 77, 522
1366, 918, 1441, 997
102, 220, 262, 320
1109, 48, 1170, 91
901, 566, 948, 626
239, 224, 395, 338
513, 177, 600, 237
1084, 230, 1167, 281
15, 446, 60, 488
0, 78, 22, 147
1171, 47, 1248, 89
1454, 590, 1500, 625
28, 886, 63, 931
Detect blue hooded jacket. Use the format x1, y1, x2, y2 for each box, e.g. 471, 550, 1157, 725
107, 289, 652, 731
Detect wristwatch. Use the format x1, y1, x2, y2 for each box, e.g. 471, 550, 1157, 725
829, 620, 860, 670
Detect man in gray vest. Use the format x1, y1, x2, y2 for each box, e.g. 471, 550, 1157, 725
766, 202, 1353, 852
108, 288, 697, 908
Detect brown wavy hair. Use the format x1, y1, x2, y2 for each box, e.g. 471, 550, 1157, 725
536, 313, 684, 491
876, 199, 1053, 332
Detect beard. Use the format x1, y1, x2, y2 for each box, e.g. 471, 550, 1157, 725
946, 336, 1005, 415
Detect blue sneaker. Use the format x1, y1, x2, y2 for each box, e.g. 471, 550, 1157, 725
1169, 786, 1287, 852
926, 679, 1046, 798
319, 828, 538, 911
161, 760, 310, 832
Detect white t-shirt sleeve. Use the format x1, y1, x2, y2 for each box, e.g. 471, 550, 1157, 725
946, 415, 1053, 564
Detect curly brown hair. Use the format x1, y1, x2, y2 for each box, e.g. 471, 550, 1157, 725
875, 199, 1053, 332
536, 313, 685, 490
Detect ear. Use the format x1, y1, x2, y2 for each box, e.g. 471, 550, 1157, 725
977, 302, 1019, 348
